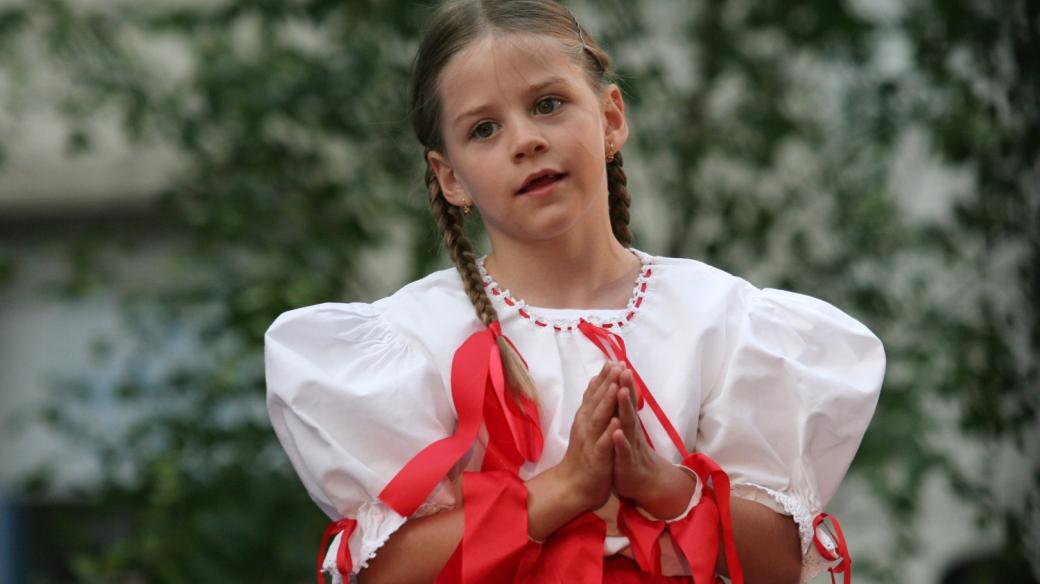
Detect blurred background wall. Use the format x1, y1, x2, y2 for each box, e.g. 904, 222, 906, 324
0, 0, 1036, 582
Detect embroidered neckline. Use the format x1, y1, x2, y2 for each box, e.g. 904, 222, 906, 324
477, 249, 654, 332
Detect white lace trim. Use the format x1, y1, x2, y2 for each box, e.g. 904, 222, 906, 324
476, 249, 654, 331
730, 483, 814, 555
321, 500, 455, 580
730, 483, 842, 583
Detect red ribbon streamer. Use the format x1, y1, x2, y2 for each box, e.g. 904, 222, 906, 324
670, 485, 721, 582
577, 320, 688, 457
617, 503, 667, 575
320, 323, 541, 581
481, 327, 543, 472
378, 323, 541, 517
678, 453, 744, 584
517, 512, 607, 583
579, 319, 744, 583
615, 454, 743, 584
435, 471, 531, 584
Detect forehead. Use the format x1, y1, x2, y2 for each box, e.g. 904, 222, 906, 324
438, 33, 592, 113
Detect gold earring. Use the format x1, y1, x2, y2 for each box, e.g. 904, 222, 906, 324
606, 140, 615, 162
462, 200, 472, 216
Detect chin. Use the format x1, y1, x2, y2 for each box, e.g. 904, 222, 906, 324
489, 204, 596, 245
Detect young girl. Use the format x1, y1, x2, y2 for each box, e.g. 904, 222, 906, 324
265, 1, 884, 583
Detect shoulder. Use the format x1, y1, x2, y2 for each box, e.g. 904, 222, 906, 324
641, 250, 883, 352
378, 266, 483, 342
265, 266, 482, 367
638, 252, 749, 327
644, 253, 745, 297
264, 271, 470, 522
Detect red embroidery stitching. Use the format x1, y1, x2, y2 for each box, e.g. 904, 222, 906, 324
478, 252, 653, 331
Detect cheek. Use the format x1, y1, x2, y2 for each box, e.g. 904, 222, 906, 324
564, 120, 606, 162
456, 169, 495, 203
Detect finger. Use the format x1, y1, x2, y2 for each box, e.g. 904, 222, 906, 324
581, 362, 612, 406
612, 424, 632, 465
619, 368, 637, 401
599, 363, 624, 394
586, 362, 621, 408
617, 386, 639, 440
589, 365, 617, 406
596, 417, 621, 458
589, 382, 620, 430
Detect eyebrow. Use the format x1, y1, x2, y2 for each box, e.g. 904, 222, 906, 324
451, 76, 569, 127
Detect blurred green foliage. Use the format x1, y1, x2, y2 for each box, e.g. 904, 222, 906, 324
0, 0, 1036, 582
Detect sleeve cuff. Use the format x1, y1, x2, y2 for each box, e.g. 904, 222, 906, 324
730, 483, 814, 554
321, 500, 454, 577
729, 483, 847, 583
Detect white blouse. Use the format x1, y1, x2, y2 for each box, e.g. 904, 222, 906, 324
265, 250, 885, 583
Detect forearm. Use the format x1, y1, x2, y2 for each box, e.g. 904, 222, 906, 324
358, 506, 463, 584
359, 467, 590, 584
717, 496, 802, 584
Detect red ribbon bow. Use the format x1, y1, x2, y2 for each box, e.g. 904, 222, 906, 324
813, 513, 852, 584
316, 518, 356, 584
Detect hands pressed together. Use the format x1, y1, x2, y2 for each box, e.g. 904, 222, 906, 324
557, 362, 698, 520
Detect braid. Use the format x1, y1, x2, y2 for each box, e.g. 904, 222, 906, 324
426, 160, 538, 400
426, 164, 497, 326
606, 151, 632, 247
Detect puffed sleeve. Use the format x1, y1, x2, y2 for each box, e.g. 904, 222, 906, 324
265, 302, 458, 579
697, 285, 885, 579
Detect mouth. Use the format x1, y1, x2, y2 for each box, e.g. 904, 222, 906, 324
517, 171, 567, 195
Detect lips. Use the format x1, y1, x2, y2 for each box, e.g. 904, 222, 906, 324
518, 170, 566, 195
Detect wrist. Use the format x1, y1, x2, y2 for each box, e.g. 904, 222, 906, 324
632, 460, 698, 520
525, 463, 599, 541
536, 463, 594, 507
555, 461, 602, 512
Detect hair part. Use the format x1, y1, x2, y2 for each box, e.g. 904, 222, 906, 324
412, 0, 633, 399
411, 0, 612, 153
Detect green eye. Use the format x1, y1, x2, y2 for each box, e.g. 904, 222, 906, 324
471, 121, 498, 140
535, 97, 563, 115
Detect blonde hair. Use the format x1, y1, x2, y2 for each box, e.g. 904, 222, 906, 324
412, 0, 632, 398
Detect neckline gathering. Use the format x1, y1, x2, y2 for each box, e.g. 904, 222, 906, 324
476, 249, 654, 332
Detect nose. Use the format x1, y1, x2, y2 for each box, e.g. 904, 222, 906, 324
511, 119, 549, 162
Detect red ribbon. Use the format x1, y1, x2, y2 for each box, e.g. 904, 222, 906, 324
813, 513, 852, 584
617, 503, 667, 575
315, 518, 356, 584
679, 454, 744, 584
614, 454, 744, 584
378, 323, 541, 517
481, 326, 543, 472
577, 320, 688, 457
312, 323, 541, 581
579, 319, 744, 583
517, 512, 607, 583
436, 471, 531, 584
670, 485, 720, 582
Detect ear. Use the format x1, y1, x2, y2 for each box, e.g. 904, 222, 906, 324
602, 83, 629, 154
427, 150, 470, 208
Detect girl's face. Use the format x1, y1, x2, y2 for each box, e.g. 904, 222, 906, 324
428, 33, 628, 248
